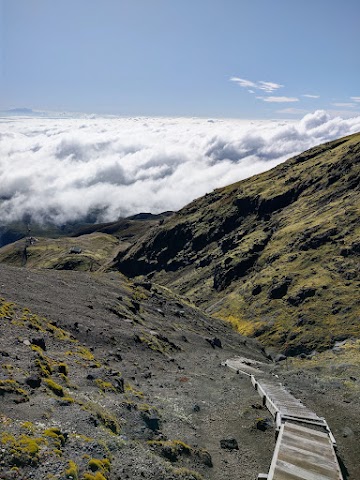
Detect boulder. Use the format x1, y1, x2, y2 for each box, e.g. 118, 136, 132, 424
287, 287, 316, 306
142, 412, 160, 431
206, 337, 222, 349
256, 418, 273, 431
197, 449, 213, 467
220, 437, 238, 450
268, 278, 291, 299
31, 337, 46, 351
25, 375, 42, 389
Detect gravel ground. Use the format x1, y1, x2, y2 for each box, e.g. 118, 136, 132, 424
0, 264, 275, 480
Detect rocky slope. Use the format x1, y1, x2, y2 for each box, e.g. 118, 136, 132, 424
1, 265, 359, 479
0, 264, 275, 480
113, 132, 360, 355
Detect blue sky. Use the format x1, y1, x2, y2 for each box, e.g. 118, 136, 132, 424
1, 0, 360, 118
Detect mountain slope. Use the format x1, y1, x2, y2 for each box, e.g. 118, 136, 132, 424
0, 264, 272, 480
114, 132, 360, 355
0, 213, 173, 271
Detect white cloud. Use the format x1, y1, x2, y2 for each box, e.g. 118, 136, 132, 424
331, 103, 356, 108
303, 94, 320, 99
0, 111, 360, 225
257, 96, 299, 103
350, 97, 360, 102
230, 76, 283, 93
258, 81, 284, 93
230, 77, 257, 89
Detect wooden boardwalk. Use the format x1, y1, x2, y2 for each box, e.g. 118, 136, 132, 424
252, 377, 334, 438
265, 422, 343, 480
224, 357, 344, 480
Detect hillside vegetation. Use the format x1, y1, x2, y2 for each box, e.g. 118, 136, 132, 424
0, 213, 173, 272
114, 132, 360, 355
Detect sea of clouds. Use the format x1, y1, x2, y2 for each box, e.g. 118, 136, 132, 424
1, 110, 359, 225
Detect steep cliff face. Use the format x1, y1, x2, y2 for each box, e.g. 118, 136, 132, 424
114, 133, 360, 354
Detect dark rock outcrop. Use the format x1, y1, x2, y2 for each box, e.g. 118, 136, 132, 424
220, 438, 239, 450
268, 278, 291, 299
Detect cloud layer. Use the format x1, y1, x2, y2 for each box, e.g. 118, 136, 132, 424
1, 111, 360, 225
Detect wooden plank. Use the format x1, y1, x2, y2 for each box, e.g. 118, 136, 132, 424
268, 424, 285, 480
281, 414, 326, 426
284, 422, 329, 439
225, 363, 343, 479
280, 434, 337, 463
274, 460, 338, 480
255, 379, 323, 424
268, 423, 342, 480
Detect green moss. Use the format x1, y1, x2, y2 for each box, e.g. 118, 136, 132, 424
34, 357, 52, 377
0, 379, 29, 401
45, 321, 74, 341
124, 383, 144, 398
21, 422, 35, 433
65, 460, 79, 479
95, 379, 116, 392
44, 378, 64, 397
61, 395, 75, 404
148, 439, 192, 461
2, 363, 14, 371
0, 300, 15, 319
66, 346, 98, 364
88, 458, 110, 472
137, 403, 153, 413
43, 428, 66, 448
132, 287, 148, 302
1, 433, 45, 466
83, 403, 120, 434
82, 473, 107, 480
77, 346, 95, 360
136, 332, 169, 354
71, 433, 94, 443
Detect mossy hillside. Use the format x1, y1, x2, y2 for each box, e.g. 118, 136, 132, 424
0, 232, 119, 271
115, 132, 360, 354
0, 213, 173, 272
